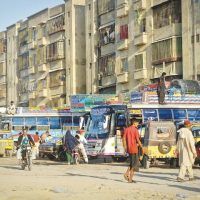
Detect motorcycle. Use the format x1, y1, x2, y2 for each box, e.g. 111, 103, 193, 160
20, 145, 32, 171
72, 146, 84, 165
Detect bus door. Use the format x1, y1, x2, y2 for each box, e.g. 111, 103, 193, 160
113, 111, 127, 155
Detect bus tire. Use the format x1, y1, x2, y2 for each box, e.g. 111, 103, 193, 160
143, 155, 150, 169
112, 156, 127, 162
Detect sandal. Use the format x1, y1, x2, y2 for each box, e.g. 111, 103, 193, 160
124, 174, 129, 181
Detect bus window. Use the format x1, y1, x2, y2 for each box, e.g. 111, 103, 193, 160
37, 117, 49, 125
173, 109, 186, 120
12, 126, 23, 131
188, 109, 200, 121
61, 116, 72, 126
158, 109, 172, 120
50, 117, 61, 129
25, 117, 36, 126
73, 116, 80, 127
12, 117, 24, 126
37, 126, 49, 131
143, 109, 158, 122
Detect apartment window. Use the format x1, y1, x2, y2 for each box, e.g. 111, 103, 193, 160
153, 0, 181, 29
152, 37, 182, 65
197, 34, 200, 43
29, 54, 36, 66
120, 24, 128, 40
0, 38, 6, 54
37, 46, 46, 65
140, 18, 146, 32
18, 53, 29, 70
47, 41, 65, 62
120, 58, 128, 73
0, 63, 4, 75
68, 12, 70, 18
18, 28, 28, 46
37, 79, 47, 91
88, 4, 91, 10
98, 0, 115, 15
99, 24, 115, 46
135, 54, 144, 70
49, 70, 65, 87
48, 14, 65, 35
99, 54, 115, 76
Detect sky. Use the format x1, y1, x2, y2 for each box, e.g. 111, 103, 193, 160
0, 0, 64, 31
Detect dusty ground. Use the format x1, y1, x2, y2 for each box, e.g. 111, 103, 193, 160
0, 157, 199, 200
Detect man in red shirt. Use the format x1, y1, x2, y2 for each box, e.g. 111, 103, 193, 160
123, 118, 143, 183
33, 132, 40, 158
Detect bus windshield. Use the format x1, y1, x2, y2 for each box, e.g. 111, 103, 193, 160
86, 108, 112, 139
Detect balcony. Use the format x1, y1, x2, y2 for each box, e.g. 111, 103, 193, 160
0, 53, 6, 62
37, 37, 47, 46
134, 33, 147, 46
28, 66, 35, 74
117, 72, 128, 83
28, 41, 36, 49
0, 76, 6, 84
134, 0, 146, 10
151, 0, 167, 7
153, 23, 182, 41
38, 63, 47, 72
117, 0, 128, 7
116, 5, 129, 18
117, 39, 128, 51
38, 89, 48, 98
100, 43, 115, 57
101, 75, 116, 87
50, 85, 64, 96
133, 69, 148, 80
29, 92, 36, 99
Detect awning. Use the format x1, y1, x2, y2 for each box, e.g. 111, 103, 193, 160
99, 21, 115, 30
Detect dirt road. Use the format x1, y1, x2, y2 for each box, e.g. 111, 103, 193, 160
0, 157, 199, 200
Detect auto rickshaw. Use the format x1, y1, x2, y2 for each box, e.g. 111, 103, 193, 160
142, 121, 177, 168
0, 133, 14, 157
191, 123, 200, 165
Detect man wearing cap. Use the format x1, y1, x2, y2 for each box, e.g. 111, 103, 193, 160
176, 120, 197, 182
17, 127, 35, 160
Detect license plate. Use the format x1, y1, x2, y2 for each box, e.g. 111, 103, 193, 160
27, 147, 31, 150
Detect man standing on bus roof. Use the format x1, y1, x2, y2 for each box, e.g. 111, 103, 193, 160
123, 118, 143, 183
176, 120, 197, 182
157, 72, 166, 104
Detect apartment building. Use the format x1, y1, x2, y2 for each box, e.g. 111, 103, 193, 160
0, 31, 7, 106
86, 0, 200, 95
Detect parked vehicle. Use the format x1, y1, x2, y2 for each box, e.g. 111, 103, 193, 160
142, 121, 177, 169
39, 137, 66, 161
0, 133, 14, 157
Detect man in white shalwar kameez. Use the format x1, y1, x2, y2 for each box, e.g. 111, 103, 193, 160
176, 120, 197, 182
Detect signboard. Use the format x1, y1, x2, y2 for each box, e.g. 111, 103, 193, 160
70, 94, 119, 112
130, 92, 143, 103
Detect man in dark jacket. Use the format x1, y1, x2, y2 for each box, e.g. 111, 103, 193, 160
63, 130, 79, 164
157, 72, 166, 104
17, 127, 35, 160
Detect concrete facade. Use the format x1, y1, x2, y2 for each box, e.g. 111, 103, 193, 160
0, 31, 7, 107
6, 22, 21, 107
64, 0, 86, 105
85, 0, 200, 95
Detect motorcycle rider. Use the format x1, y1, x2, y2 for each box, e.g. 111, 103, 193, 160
75, 130, 88, 163
17, 126, 35, 160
